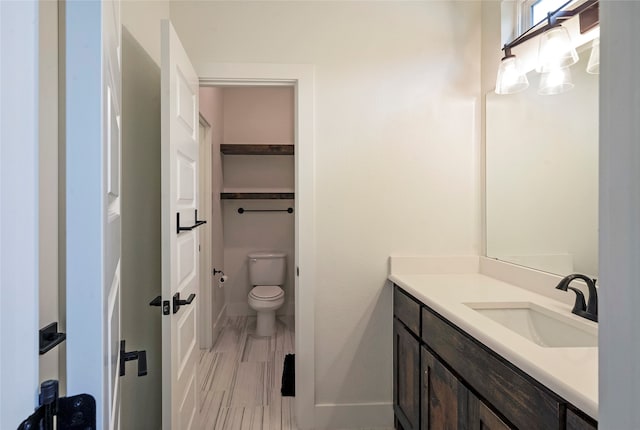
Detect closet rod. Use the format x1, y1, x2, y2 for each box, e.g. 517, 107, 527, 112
238, 207, 293, 214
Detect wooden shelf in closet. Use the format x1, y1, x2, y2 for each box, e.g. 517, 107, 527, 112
220, 144, 294, 156
220, 192, 294, 200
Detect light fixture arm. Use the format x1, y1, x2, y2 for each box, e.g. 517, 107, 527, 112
502, 0, 598, 53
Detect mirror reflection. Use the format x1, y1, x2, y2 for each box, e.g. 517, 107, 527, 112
486, 48, 598, 278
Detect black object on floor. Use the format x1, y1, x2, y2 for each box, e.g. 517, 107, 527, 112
281, 353, 295, 396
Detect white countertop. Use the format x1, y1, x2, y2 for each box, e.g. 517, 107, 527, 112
389, 261, 598, 420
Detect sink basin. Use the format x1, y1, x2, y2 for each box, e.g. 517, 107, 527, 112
465, 301, 597, 348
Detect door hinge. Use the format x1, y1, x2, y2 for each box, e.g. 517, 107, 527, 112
18, 380, 96, 430
297, 266, 299, 276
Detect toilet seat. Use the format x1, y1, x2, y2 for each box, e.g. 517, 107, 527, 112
249, 285, 284, 301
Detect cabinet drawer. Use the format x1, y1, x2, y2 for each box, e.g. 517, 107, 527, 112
566, 409, 597, 430
421, 307, 561, 430
394, 286, 421, 336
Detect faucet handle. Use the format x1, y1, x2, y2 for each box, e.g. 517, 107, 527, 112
566, 286, 587, 313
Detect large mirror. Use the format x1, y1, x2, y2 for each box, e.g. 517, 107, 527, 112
486, 46, 599, 279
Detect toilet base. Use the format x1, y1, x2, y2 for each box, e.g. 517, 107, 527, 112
256, 310, 276, 337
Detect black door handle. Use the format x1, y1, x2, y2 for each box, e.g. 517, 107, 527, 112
173, 292, 196, 314
39, 322, 66, 355
119, 340, 147, 377
176, 210, 207, 234
149, 296, 171, 315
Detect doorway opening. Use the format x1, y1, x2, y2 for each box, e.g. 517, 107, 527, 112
197, 84, 297, 426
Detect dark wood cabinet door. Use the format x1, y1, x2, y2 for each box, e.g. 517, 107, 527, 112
421, 346, 468, 430
469, 393, 512, 430
394, 319, 420, 430
566, 409, 597, 430
421, 307, 562, 430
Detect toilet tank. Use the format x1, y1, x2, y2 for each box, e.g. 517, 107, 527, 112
248, 251, 287, 286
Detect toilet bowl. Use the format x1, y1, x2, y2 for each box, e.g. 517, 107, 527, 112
248, 285, 285, 336
247, 251, 286, 336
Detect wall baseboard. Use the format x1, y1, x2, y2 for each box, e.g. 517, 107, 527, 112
311, 402, 393, 429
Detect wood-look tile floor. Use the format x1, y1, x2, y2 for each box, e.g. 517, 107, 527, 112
199, 316, 297, 430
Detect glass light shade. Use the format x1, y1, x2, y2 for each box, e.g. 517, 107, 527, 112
495, 55, 529, 95
586, 37, 600, 74
538, 67, 574, 95
536, 26, 579, 73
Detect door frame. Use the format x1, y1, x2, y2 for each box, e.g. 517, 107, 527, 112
199, 62, 316, 427
198, 114, 214, 349
0, 1, 40, 427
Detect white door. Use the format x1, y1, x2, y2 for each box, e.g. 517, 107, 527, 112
161, 20, 200, 430
0, 1, 40, 427
65, 1, 123, 429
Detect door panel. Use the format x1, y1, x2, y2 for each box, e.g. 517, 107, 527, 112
0, 1, 40, 427
177, 155, 196, 202
177, 305, 197, 376
119, 26, 163, 430
105, 41, 122, 430
178, 234, 197, 285
161, 20, 200, 430
65, 1, 122, 429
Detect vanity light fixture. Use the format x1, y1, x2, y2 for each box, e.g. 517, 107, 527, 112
495, 46, 529, 95
586, 37, 600, 74
536, 24, 579, 73
495, 0, 598, 95
538, 67, 574, 95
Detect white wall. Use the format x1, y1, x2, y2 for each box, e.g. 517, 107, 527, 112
171, 1, 482, 425
223, 86, 294, 144
199, 86, 226, 340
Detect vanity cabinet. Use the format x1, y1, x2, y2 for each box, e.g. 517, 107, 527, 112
392, 284, 598, 430
468, 396, 510, 430
566, 409, 597, 430
393, 287, 422, 430
421, 346, 468, 429
394, 320, 420, 430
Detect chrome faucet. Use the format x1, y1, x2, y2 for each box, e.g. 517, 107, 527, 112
555, 274, 598, 322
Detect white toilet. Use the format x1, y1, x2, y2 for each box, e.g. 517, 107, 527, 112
247, 251, 286, 337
